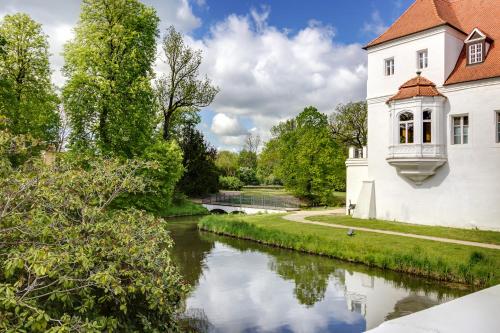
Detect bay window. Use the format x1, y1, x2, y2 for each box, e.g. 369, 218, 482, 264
399, 112, 414, 144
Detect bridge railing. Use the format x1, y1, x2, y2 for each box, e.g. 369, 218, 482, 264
202, 193, 300, 209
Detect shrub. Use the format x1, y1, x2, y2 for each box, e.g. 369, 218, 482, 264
219, 175, 244, 190
0, 145, 188, 331
237, 166, 258, 185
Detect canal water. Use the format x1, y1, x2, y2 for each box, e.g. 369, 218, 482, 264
167, 216, 471, 333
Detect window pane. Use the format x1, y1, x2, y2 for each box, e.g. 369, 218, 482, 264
423, 110, 431, 120
423, 122, 432, 143
463, 116, 469, 126
453, 118, 461, 144
463, 124, 469, 144
400, 124, 406, 144
408, 122, 414, 143
400, 112, 413, 121
497, 112, 500, 143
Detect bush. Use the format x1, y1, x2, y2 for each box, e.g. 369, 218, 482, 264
118, 139, 184, 213
219, 175, 244, 190
237, 166, 258, 185
0, 145, 188, 331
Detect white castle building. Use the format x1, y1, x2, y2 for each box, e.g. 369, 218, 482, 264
346, 0, 500, 230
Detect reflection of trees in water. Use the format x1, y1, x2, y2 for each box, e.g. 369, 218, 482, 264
168, 219, 215, 287
268, 254, 342, 307
201, 231, 469, 309
179, 308, 214, 333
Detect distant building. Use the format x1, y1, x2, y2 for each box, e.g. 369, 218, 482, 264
346, 0, 500, 230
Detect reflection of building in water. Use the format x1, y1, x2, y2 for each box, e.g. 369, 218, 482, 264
342, 271, 452, 330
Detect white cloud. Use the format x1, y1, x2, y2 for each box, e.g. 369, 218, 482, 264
211, 113, 248, 137
194, 8, 367, 146
362, 10, 388, 37
147, 0, 201, 33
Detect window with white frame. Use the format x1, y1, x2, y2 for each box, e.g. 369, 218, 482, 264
496, 111, 500, 143
385, 58, 394, 76
399, 112, 414, 144
423, 110, 432, 143
453, 115, 469, 144
469, 43, 483, 64
417, 50, 428, 69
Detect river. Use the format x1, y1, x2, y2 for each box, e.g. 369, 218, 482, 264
167, 216, 471, 333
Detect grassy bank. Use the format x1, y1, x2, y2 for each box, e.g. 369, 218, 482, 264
198, 214, 500, 287
308, 215, 500, 245
159, 200, 208, 217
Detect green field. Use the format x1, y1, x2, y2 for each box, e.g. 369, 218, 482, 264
308, 215, 500, 245
199, 214, 500, 287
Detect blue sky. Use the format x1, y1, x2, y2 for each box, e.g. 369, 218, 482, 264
0, 0, 414, 151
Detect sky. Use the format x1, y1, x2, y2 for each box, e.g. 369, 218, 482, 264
0, 0, 414, 151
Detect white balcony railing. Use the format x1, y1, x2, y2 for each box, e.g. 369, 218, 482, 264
387, 144, 446, 159
348, 146, 367, 159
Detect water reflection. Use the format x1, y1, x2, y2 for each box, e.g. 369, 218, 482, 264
167, 217, 470, 333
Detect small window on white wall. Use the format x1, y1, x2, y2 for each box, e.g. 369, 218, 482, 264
417, 50, 428, 69
399, 112, 414, 144
453, 115, 469, 144
385, 58, 394, 76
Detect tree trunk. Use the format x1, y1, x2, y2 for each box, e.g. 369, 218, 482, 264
163, 110, 172, 140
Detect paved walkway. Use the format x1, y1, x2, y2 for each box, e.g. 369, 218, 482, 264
283, 209, 500, 250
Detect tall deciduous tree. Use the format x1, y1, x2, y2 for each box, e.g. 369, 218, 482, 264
63, 0, 159, 157
262, 106, 346, 204
157, 26, 218, 140
0, 14, 59, 148
329, 101, 368, 148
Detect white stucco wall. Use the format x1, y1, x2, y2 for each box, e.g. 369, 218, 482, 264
360, 25, 500, 230
345, 159, 368, 214
367, 80, 500, 230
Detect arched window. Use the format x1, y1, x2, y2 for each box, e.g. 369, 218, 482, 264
423, 110, 432, 143
399, 112, 414, 144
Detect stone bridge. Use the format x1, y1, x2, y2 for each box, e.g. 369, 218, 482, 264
202, 193, 300, 215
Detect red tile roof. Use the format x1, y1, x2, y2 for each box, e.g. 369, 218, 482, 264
365, 0, 500, 85
387, 74, 445, 103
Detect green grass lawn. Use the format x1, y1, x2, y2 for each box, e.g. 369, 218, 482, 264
308, 215, 500, 245
240, 186, 295, 197
158, 200, 208, 217
199, 214, 500, 287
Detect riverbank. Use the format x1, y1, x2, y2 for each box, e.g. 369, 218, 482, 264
198, 214, 500, 287
159, 200, 208, 217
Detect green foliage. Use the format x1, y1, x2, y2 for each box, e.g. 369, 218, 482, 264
0, 13, 60, 153
63, 0, 159, 157
216, 150, 239, 176
175, 124, 219, 197
219, 176, 244, 190
120, 139, 184, 213
238, 149, 257, 170
199, 214, 500, 287
237, 166, 258, 185
329, 101, 368, 148
260, 106, 346, 205
0, 137, 188, 331
156, 26, 218, 140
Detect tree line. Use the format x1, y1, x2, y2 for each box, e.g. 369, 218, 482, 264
216, 103, 367, 205
0, 1, 218, 331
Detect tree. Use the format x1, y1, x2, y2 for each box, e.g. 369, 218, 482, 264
244, 133, 261, 155
329, 101, 368, 148
0, 130, 188, 332
238, 149, 257, 170
216, 150, 239, 176
176, 124, 219, 196
156, 26, 218, 140
263, 106, 346, 204
0, 14, 60, 150
63, 0, 159, 157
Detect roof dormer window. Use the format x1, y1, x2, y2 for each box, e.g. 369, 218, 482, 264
469, 43, 483, 64
464, 28, 490, 65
